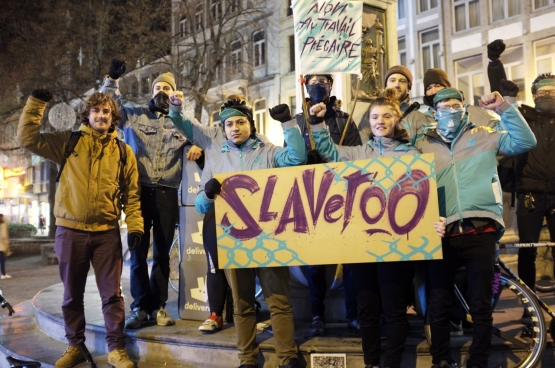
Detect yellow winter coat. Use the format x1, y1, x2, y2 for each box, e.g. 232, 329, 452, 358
17, 96, 143, 234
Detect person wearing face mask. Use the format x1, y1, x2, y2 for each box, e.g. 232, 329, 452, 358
423, 68, 500, 130
415, 88, 536, 368
168, 93, 306, 368
292, 74, 362, 337
18, 90, 142, 368
308, 88, 447, 368
358, 65, 436, 145
101, 59, 202, 329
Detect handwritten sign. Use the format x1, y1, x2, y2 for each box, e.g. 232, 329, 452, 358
214, 154, 442, 268
292, 0, 362, 75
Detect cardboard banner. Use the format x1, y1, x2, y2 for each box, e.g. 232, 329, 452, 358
214, 154, 442, 268
292, 0, 362, 75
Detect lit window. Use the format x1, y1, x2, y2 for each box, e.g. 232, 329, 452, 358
454, 0, 480, 32
254, 99, 267, 135
535, 36, 555, 75
490, 0, 520, 22
420, 28, 440, 74
455, 55, 484, 106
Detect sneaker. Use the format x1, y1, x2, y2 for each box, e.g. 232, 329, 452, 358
347, 319, 360, 333
279, 358, 300, 368
124, 308, 148, 329
198, 312, 223, 333
310, 315, 325, 337
1, 274, 11, 279
107, 348, 135, 368
152, 308, 176, 326
449, 320, 463, 336
54, 346, 86, 368
432, 360, 461, 368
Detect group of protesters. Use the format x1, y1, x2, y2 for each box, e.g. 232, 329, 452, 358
16, 36, 555, 368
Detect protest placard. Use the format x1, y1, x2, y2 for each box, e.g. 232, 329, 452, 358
292, 0, 362, 75
214, 153, 442, 268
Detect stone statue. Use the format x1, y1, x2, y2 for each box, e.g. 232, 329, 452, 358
361, 36, 380, 96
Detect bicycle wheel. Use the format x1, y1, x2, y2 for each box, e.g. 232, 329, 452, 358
535, 247, 555, 292
169, 235, 181, 293
424, 275, 547, 368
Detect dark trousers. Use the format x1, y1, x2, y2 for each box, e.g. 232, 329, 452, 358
0, 251, 6, 275
517, 193, 555, 291
130, 186, 178, 312
351, 261, 413, 368
427, 233, 496, 368
203, 210, 231, 316
55, 226, 125, 351
304, 264, 357, 321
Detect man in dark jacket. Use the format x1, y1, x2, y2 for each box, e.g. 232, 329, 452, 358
488, 40, 555, 298
294, 74, 361, 337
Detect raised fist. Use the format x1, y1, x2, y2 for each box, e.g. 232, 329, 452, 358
30, 89, 52, 103
269, 104, 292, 123
108, 58, 127, 79
487, 39, 506, 61
499, 79, 519, 98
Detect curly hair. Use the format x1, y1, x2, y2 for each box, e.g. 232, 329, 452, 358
531, 73, 555, 95
80, 92, 121, 131
369, 88, 402, 120
220, 94, 256, 139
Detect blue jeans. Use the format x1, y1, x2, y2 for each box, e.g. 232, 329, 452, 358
304, 264, 357, 321
129, 186, 178, 312
427, 233, 496, 368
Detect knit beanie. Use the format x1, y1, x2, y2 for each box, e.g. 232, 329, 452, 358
152, 72, 176, 93
384, 65, 413, 89
433, 88, 464, 105
423, 68, 451, 91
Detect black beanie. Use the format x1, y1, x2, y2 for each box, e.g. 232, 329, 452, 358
423, 68, 451, 92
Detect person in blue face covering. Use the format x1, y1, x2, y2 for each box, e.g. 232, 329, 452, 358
415, 88, 537, 368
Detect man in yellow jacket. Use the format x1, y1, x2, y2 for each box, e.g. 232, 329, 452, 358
18, 89, 143, 368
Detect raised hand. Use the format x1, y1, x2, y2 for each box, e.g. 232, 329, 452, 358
30, 89, 52, 103
269, 104, 292, 123
487, 39, 506, 61
108, 58, 127, 80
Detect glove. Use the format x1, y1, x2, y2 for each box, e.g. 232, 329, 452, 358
30, 89, 52, 103
204, 178, 221, 199
108, 58, 127, 79
487, 39, 506, 61
309, 114, 324, 125
127, 232, 142, 252
269, 104, 292, 123
307, 149, 323, 164
499, 79, 519, 98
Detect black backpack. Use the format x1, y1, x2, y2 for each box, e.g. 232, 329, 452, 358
56, 131, 128, 205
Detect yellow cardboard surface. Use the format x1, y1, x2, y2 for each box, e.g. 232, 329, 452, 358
214, 153, 442, 268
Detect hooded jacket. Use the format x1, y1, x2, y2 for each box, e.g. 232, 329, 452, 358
311, 122, 418, 162
101, 77, 186, 188
415, 102, 536, 236
17, 96, 143, 234
168, 108, 307, 214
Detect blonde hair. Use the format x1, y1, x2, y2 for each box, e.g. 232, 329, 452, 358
368, 88, 402, 120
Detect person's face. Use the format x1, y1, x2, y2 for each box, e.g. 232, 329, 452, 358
386, 73, 410, 100
152, 82, 173, 97
224, 115, 252, 145
88, 103, 113, 133
534, 85, 555, 100
425, 83, 445, 97
435, 99, 463, 112
308, 75, 330, 86
369, 105, 399, 138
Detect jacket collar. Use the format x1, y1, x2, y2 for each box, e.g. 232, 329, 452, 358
78, 124, 118, 142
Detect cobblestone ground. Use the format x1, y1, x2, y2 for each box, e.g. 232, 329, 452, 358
0, 254, 62, 309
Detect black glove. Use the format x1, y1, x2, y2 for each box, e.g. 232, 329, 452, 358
30, 89, 52, 103
499, 79, 519, 98
204, 178, 221, 199
487, 39, 506, 61
269, 104, 292, 123
108, 58, 127, 79
127, 232, 142, 252
307, 149, 323, 165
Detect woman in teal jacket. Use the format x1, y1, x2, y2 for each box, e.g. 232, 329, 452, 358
168, 93, 306, 368
309, 88, 446, 368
